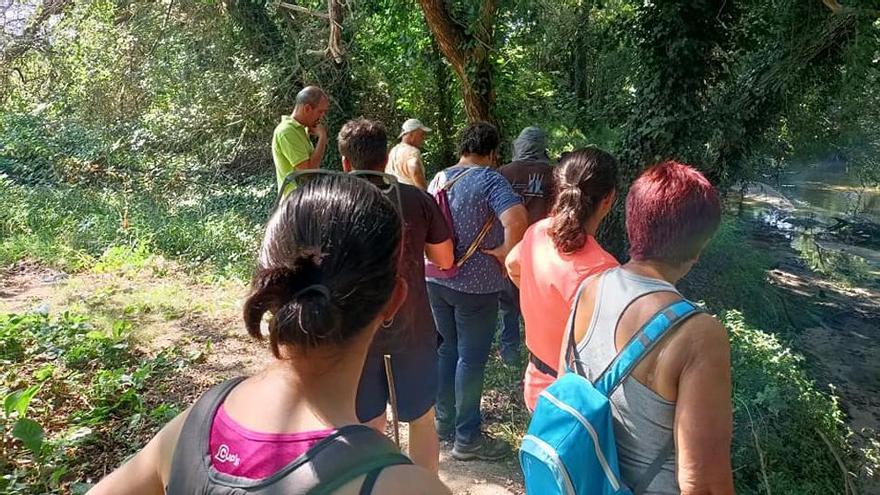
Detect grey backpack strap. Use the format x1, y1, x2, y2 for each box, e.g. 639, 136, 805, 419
633, 436, 675, 495
269, 424, 412, 495
166, 376, 246, 494
168, 380, 411, 495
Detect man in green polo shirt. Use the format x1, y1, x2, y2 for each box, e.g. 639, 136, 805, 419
272, 85, 330, 194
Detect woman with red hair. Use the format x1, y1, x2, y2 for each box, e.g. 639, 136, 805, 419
562, 161, 733, 494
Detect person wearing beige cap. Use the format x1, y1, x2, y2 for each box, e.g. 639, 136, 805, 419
386, 118, 432, 190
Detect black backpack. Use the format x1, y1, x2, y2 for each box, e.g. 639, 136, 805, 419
167, 377, 412, 495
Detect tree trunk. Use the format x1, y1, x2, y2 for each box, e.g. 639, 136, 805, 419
327, 0, 344, 63
455, 59, 495, 124
417, 0, 497, 125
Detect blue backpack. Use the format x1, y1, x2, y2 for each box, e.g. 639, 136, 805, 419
519, 283, 702, 495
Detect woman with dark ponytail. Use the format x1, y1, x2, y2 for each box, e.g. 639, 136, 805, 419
90, 175, 451, 495
505, 147, 620, 411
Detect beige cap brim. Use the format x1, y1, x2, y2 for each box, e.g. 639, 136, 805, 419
399, 126, 432, 138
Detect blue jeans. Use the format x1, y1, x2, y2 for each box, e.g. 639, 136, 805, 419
427, 282, 499, 445
498, 279, 521, 353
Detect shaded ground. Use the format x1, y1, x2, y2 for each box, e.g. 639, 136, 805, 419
0, 259, 525, 493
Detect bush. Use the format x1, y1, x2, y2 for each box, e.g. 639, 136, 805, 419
725, 310, 854, 493
0, 172, 267, 278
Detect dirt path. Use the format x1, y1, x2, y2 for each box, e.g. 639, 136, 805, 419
0, 260, 524, 493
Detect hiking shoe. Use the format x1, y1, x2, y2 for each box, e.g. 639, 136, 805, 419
435, 420, 454, 442
452, 434, 511, 461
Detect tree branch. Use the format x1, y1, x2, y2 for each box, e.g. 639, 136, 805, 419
1, 0, 73, 65
416, 0, 468, 68
327, 0, 345, 63
821, 0, 843, 14
278, 2, 329, 20
821, 0, 880, 17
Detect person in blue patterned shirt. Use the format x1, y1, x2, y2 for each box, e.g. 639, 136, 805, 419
426, 122, 528, 461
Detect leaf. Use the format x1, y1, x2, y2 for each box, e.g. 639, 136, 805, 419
3, 385, 41, 418
12, 418, 44, 455
70, 482, 93, 495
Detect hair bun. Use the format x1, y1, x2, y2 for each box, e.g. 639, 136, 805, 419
256, 249, 325, 296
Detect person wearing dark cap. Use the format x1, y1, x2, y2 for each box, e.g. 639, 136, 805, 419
496, 126, 556, 364
386, 118, 432, 190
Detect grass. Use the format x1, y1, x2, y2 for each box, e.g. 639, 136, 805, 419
0, 173, 269, 279
679, 220, 801, 332
724, 310, 854, 494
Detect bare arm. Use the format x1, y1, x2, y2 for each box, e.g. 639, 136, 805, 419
675, 316, 735, 495
408, 157, 428, 190
88, 409, 189, 495
483, 204, 528, 274
294, 125, 328, 170
425, 239, 454, 270
505, 240, 523, 288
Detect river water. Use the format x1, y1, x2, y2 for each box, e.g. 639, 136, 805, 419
742, 163, 880, 280
781, 164, 880, 224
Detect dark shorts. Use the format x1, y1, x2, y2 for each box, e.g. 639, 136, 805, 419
356, 345, 439, 423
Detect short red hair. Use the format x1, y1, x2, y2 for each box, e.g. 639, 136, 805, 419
626, 161, 721, 263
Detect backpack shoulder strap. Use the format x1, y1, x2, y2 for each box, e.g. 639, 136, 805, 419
166, 377, 246, 494
455, 213, 496, 267
269, 424, 412, 495
440, 166, 476, 191
593, 299, 703, 397
632, 436, 675, 495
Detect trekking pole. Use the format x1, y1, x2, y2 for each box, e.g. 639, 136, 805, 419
383, 354, 401, 447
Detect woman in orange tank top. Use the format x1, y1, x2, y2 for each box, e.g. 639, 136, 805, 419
505, 147, 620, 411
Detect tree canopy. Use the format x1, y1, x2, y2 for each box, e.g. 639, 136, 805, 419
1, 0, 878, 221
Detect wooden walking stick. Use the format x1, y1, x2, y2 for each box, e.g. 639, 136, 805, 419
383, 354, 401, 447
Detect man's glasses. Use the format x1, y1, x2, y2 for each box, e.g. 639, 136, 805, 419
275, 169, 403, 214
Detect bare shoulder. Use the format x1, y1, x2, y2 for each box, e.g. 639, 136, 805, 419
672, 311, 731, 368
334, 465, 451, 495
682, 311, 729, 346
374, 465, 452, 494
154, 407, 191, 483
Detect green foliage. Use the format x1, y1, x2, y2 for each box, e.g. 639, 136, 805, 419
0, 311, 188, 493
0, 126, 268, 278
725, 310, 852, 493
680, 220, 799, 331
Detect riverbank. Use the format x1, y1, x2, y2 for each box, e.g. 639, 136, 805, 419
709, 182, 880, 490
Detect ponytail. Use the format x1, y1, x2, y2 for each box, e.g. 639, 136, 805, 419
548, 147, 618, 253
243, 249, 342, 357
